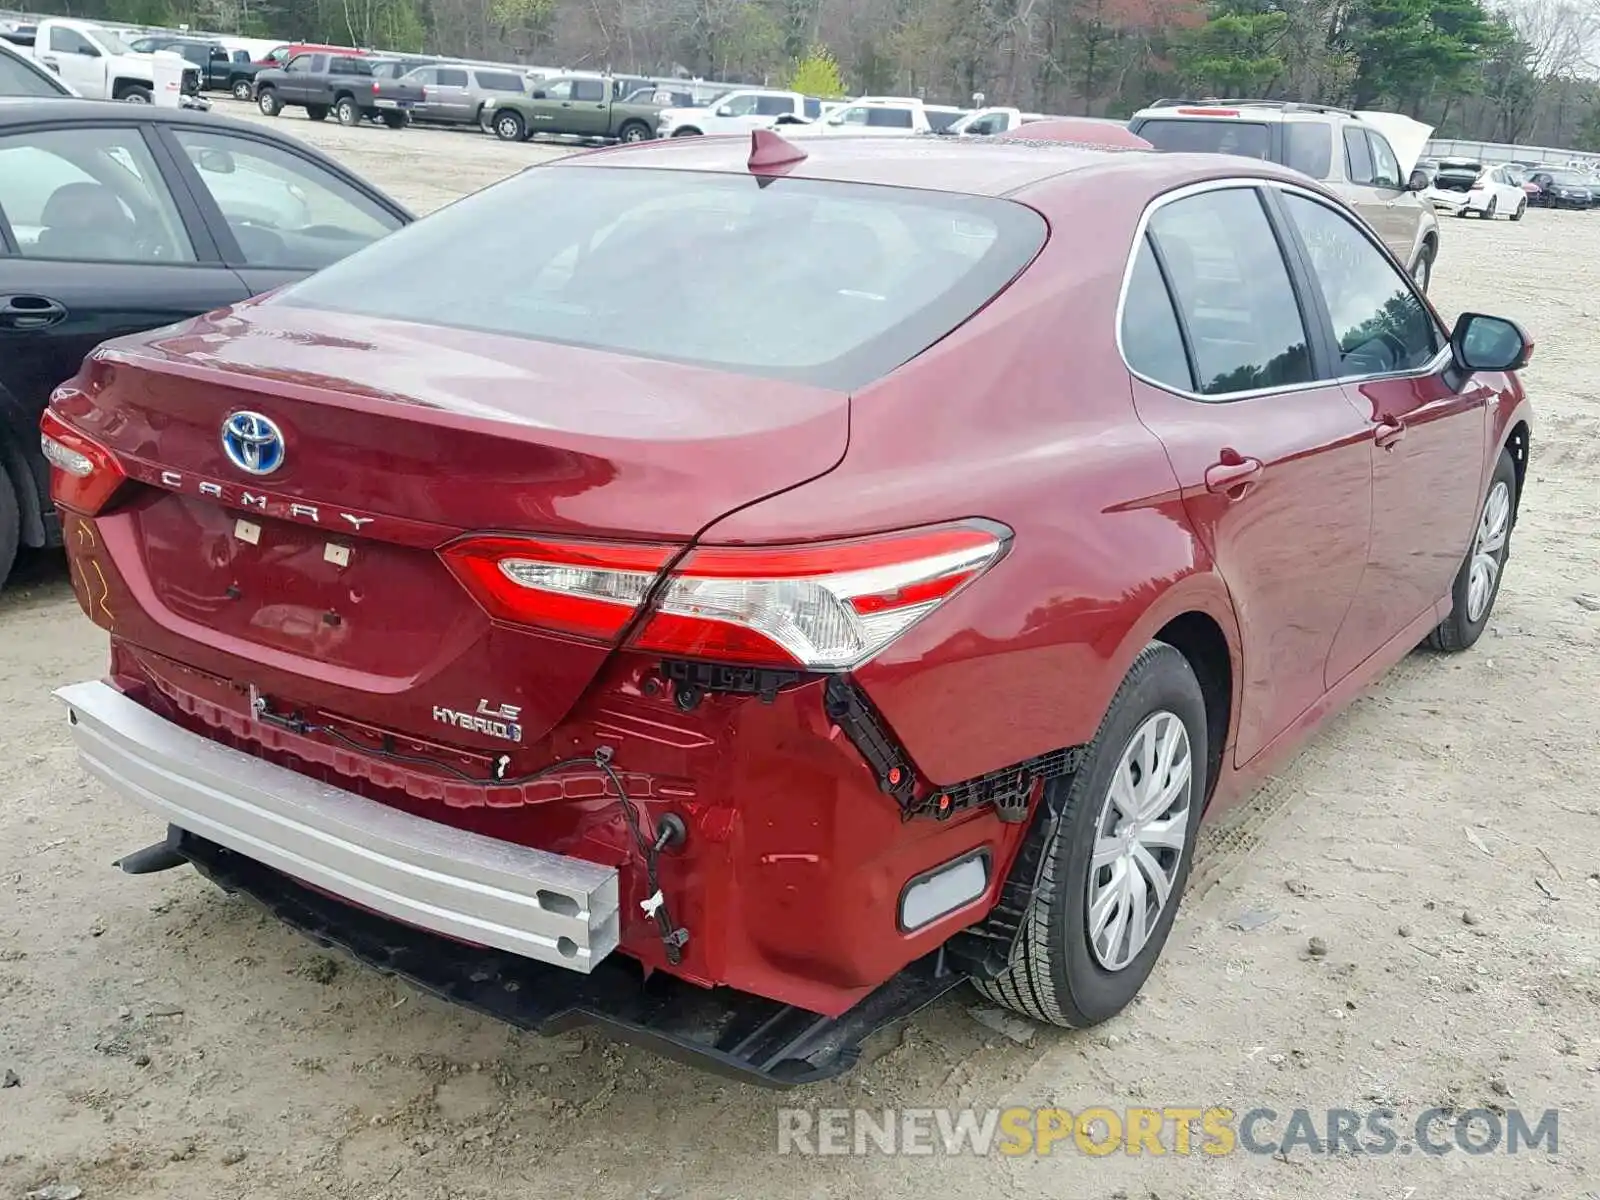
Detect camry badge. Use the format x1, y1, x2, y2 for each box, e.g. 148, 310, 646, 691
220, 411, 285, 476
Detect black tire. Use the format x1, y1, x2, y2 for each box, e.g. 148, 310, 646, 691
381, 112, 407, 129
257, 87, 281, 117
1481, 197, 1497, 219
117, 84, 153, 103
617, 120, 650, 143
671, 126, 701, 137
0, 458, 18, 590
1427, 448, 1518, 652
231, 77, 253, 101
493, 110, 525, 142
335, 95, 360, 126
1511, 199, 1526, 222
1410, 241, 1434, 293
973, 642, 1207, 1028
306, 105, 329, 122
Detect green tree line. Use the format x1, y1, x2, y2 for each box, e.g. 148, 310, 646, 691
28, 0, 1600, 149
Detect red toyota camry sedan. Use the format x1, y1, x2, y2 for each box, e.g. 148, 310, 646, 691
44, 129, 1532, 1084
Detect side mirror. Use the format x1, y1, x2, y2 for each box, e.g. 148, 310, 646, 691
531, 89, 546, 99
197, 147, 236, 174
1406, 168, 1429, 192
714, 104, 733, 117
1451, 313, 1532, 374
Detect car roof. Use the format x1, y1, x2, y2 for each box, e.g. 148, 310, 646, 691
0, 97, 278, 131
562, 132, 1320, 203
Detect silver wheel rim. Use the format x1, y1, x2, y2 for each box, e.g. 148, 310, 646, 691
123, 92, 149, 103
1086, 711, 1193, 972
1467, 479, 1511, 623
498, 116, 517, 138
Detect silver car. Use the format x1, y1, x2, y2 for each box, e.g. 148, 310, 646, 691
402, 64, 527, 129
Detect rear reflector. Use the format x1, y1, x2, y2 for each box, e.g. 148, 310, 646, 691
440, 523, 1010, 670
41, 408, 128, 515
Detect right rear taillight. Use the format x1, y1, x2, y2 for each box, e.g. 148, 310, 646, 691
40, 408, 127, 515
440, 522, 1010, 670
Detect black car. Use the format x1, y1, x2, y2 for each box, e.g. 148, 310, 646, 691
128, 35, 264, 101
0, 100, 413, 586
1527, 169, 1595, 209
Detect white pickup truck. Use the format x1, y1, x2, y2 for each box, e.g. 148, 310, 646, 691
778, 97, 966, 137
655, 89, 822, 138
24, 17, 202, 103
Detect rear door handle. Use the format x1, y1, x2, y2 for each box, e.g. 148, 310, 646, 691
0, 295, 68, 331
1374, 417, 1407, 449
1204, 455, 1264, 495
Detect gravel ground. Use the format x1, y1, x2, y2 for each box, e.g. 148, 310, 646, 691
2, 106, 1597, 1199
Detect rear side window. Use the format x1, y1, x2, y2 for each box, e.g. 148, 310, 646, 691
866, 107, 914, 129
1344, 127, 1375, 184
572, 79, 605, 102
1284, 121, 1332, 180
1147, 187, 1312, 397
803, 97, 820, 119
273, 166, 1047, 390
1135, 118, 1270, 160
1121, 236, 1194, 392
437, 68, 468, 87
475, 70, 524, 92
754, 95, 794, 116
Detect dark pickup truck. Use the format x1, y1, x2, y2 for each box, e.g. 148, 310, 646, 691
487, 75, 662, 143
254, 51, 422, 128
128, 35, 262, 100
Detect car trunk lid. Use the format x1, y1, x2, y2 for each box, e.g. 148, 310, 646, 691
65, 303, 849, 749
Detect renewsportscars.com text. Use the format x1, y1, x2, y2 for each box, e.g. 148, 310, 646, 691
776, 1106, 1560, 1158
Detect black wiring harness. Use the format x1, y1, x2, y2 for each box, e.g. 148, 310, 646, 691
250, 693, 690, 963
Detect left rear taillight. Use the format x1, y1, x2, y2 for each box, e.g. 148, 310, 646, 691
40, 408, 127, 515
440, 522, 1010, 670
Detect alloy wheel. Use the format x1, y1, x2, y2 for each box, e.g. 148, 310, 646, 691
1467, 480, 1511, 623
1085, 710, 1193, 972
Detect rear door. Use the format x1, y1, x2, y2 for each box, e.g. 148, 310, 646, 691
1122, 182, 1374, 767
567, 77, 610, 135
431, 66, 471, 121
0, 121, 247, 541
1362, 127, 1422, 257
1275, 189, 1489, 679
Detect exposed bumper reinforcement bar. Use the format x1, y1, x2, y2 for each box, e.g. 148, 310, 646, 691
55, 680, 620, 972
174, 829, 964, 1086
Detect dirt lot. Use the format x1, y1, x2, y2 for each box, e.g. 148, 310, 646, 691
2, 106, 1598, 1200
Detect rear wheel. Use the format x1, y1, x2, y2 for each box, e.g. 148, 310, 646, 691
117, 84, 153, 103
494, 110, 525, 141
1512, 199, 1527, 221
335, 95, 360, 126
231, 77, 253, 101
617, 120, 651, 143
1427, 448, 1517, 652
1481, 197, 1498, 219
973, 642, 1206, 1029
257, 87, 281, 117
0, 458, 18, 590
306, 104, 329, 122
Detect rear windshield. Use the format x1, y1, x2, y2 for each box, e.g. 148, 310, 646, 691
271, 166, 1046, 390
1135, 118, 1271, 160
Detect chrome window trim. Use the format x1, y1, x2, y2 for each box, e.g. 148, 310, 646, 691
1115, 175, 1450, 403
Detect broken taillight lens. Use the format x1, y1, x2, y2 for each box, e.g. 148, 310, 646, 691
440, 523, 1010, 670
40, 408, 128, 515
